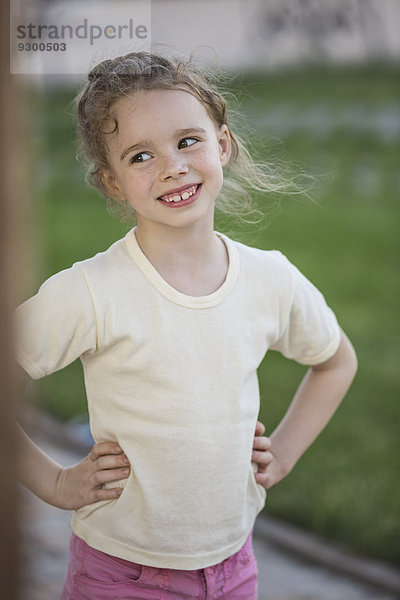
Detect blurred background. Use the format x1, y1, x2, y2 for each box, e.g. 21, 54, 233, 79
16, 0, 399, 570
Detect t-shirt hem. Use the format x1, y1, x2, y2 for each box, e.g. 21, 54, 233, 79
16, 350, 46, 380
71, 514, 254, 570
298, 327, 341, 366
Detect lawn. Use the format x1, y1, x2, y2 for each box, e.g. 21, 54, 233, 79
23, 64, 399, 564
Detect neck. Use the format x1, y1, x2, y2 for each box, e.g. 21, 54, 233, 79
133, 215, 229, 296
134, 216, 219, 271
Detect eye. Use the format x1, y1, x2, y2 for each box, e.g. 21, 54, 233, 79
129, 151, 152, 164
178, 137, 198, 149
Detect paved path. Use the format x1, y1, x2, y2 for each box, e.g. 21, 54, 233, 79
19, 433, 399, 600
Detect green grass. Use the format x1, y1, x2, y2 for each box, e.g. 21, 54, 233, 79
25, 65, 400, 564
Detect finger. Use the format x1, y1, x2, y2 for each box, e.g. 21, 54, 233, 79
255, 471, 270, 487
94, 454, 130, 471
90, 466, 130, 487
252, 436, 271, 451
254, 421, 266, 436
257, 466, 268, 476
90, 487, 124, 503
252, 450, 274, 467
90, 442, 124, 461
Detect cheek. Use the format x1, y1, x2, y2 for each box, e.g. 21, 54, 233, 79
124, 169, 154, 194
194, 148, 223, 177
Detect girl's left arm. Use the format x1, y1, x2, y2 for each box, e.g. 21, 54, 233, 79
253, 328, 357, 489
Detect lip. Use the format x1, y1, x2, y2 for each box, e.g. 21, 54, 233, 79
157, 183, 202, 208
157, 183, 200, 199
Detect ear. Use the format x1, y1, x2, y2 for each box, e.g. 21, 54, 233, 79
101, 168, 126, 202
217, 124, 232, 167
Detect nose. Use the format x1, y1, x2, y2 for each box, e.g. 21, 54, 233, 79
159, 150, 189, 181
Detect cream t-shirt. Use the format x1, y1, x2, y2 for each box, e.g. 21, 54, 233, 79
16, 229, 341, 569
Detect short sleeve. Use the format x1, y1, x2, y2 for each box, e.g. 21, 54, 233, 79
269, 253, 341, 365
14, 265, 97, 379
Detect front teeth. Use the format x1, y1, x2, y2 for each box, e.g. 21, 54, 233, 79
162, 185, 197, 203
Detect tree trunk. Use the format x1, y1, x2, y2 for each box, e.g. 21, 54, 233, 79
0, 1, 21, 598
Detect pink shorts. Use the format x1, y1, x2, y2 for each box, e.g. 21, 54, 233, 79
61, 531, 257, 599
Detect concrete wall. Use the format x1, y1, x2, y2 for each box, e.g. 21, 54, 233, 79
151, 0, 400, 70
10, 0, 400, 76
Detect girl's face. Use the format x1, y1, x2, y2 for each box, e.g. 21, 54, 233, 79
102, 89, 231, 233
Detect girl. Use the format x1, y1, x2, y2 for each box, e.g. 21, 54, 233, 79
16, 52, 357, 599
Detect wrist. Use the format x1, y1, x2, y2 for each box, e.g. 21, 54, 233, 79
269, 436, 298, 478
36, 463, 68, 509
51, 466, 73, 509
275, 455, 293, 481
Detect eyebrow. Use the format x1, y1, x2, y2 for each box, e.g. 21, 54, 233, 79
120, 127, 207, 162
120, 140, 151, 162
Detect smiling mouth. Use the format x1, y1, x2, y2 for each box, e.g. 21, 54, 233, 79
157, 184, 200, 204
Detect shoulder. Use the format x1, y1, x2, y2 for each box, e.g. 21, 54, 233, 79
227, 235, 288, 265
54, 230, 140, 300
74, 230, 134, 278
226, 236, 297, 287
225, 236, 332, 309
25, 231, 135, 305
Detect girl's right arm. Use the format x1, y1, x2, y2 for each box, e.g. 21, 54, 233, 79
18, 424, 130, 510
17, 364, 130, 510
